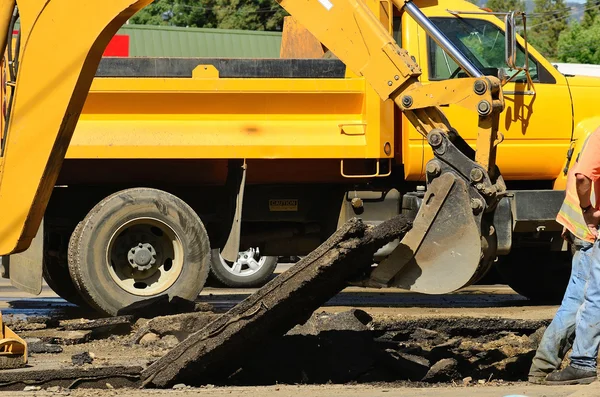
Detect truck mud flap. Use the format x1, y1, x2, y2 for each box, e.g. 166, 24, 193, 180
141, 215, 411, 388
5, 220, 43, 295
368, 172, 481, 294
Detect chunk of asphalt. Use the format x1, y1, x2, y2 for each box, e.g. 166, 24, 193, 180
71, 352, 94, 366
287, 309, 372, 336
141, 216, 412, 388
0, 366, 141, 391
381, 349, 430, 381
130, 312, 219, 345
428, 338, 461, 362
60, 316, 134, 331
22, 330, 91, 345
410, 328, 449, 346
422, 358, 461, 382
28, 342, 63, 354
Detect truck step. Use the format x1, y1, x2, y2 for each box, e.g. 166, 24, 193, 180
141, 215, 412, 388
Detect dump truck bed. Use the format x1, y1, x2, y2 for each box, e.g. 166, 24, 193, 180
67, 57, 394, 162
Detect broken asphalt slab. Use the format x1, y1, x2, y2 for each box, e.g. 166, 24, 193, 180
60, 315, 134, 331
0, 365, 142, 391
20, 330, 91, 345
141, 216, 412, 388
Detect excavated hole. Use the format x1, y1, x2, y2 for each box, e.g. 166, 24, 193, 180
151, 311, 550, 387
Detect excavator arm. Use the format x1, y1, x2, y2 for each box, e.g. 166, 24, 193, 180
276, 0, 506, 293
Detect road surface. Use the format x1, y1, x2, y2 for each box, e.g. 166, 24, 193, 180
0, 265, 593, 397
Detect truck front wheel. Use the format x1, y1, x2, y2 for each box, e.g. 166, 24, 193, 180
494, 247, 572, 303
68, 188, 211, 316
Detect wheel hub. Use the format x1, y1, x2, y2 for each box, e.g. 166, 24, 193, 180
127, 243, 157, 271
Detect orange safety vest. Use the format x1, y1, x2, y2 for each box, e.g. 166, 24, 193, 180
556, 135, 597, 243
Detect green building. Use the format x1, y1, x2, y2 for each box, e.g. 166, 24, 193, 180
116, 24, 282, 58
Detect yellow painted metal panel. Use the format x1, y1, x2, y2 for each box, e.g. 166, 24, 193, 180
69, 76, 395, 159
0, 0, 152, 256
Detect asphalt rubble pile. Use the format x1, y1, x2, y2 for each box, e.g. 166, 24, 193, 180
219, 309, 546, 386
2, 307, 550, 390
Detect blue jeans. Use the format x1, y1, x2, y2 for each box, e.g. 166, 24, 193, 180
570, 238, 600, 370
529, 239, 593, 376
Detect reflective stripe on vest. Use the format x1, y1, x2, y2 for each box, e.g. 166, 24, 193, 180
557, 135, 597, 243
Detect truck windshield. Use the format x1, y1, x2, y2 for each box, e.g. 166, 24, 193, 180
427, 17, 538, 83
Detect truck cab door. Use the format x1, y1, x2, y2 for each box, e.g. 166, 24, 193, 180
404, 15, 572, 181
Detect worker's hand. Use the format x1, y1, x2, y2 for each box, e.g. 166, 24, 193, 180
583, 209, 600, 238
561, 227, 574, 243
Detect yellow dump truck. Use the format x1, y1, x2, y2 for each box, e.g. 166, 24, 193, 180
0, 0, 595, 318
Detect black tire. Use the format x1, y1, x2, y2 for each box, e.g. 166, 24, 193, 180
42, 222, 88, 306
495, 247, 572, 303
68, 188, 210, 316
210, 248, 278, 288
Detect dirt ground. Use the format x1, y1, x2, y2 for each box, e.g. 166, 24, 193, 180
0, 275, 593, 396
0, 383, 594, 397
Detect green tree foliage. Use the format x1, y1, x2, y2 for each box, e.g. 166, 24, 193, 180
582, 0, 600, 27
528, 0, 569, 60
557, 20, 600, 63
130, 0, 287, 31
485, 0, 525, 12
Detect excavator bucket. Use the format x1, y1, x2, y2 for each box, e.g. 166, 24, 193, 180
0, 312, 27, 369
369, 172, 487, 294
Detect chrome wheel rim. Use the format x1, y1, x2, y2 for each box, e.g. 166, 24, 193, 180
219, 248, 267, 277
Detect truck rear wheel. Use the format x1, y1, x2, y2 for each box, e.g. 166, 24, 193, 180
68, 188, 210, 316
210, 248, 278, 288
42, 222, 88, 307
495, 247, 572, 303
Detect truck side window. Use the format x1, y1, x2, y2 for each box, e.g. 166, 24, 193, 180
427, 17, 539, 83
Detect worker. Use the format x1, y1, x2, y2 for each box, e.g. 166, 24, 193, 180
527, 130, 597, 384
544, 128, 600, 385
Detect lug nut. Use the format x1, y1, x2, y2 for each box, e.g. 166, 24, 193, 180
402, 95, 413, 108
426, 160, 441, 176
351, 197, 364, 215
477, 100, 492, 116
351, 197, 364, 209
473, 80, 487, 95
470, 168, 484, 183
